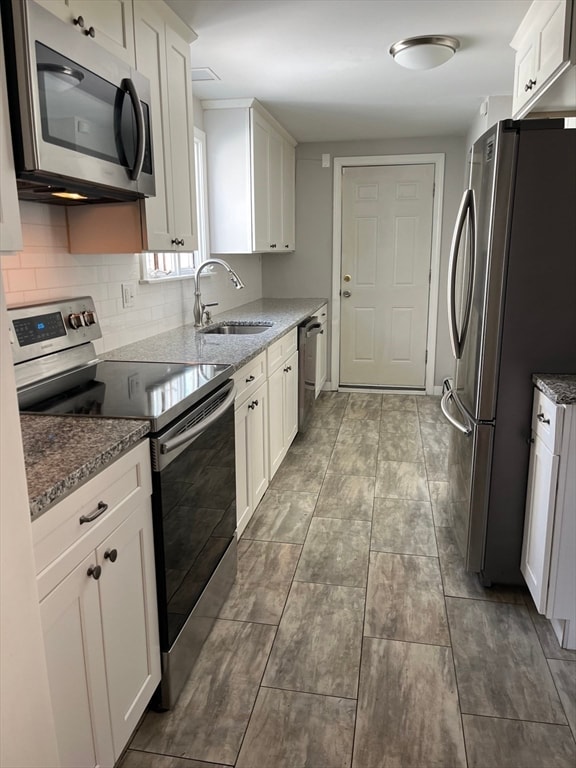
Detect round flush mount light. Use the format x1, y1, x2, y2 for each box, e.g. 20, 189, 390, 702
389, 35, 460, 70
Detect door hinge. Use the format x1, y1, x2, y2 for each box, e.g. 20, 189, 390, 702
425, 350, 428, 364
429, 268, 432, 284
433, 182, 436, 196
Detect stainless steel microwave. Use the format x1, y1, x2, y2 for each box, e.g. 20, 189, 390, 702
2, 0, 155, 204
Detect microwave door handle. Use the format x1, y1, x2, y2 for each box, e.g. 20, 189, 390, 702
447, 188, 472, 360
122, 78, 145, 181
159, 383, 236, 455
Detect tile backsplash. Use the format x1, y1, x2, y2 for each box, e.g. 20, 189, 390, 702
1, 202, 263, 354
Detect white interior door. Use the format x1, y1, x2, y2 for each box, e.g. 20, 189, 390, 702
340, 164, 435, 388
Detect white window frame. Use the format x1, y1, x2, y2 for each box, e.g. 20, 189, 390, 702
140, 128, 211, 282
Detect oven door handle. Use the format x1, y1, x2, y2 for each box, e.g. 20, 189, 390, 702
159, 382, 236, 455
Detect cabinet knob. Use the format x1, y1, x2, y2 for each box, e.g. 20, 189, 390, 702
536, 412, 550, 424
87, 565, 102, 580
270, 243, 277, 249
171, 238, 185, 246
73, 15, 85, 28
248, 399, 259, 410
524, 78, 537, 92
245, 374, 255, 383
284, 244, 290, 249
284, 365, 292, 372
104, 548, 118, 563
85, 26, 96, 38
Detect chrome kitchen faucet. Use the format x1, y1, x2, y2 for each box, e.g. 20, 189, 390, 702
193, 259, 245, 327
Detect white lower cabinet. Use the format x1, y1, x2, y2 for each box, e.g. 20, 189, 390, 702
521, 388, 575, 649
235, 378, 269, 537
268, 330, 299, 479
34, 441, 160, 768
315, 304, 328, 398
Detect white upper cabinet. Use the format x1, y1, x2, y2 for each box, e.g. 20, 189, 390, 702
510, 0, 575, 117
203, 98, 297, 254
66, 0, 198, 254
34, 0, 136, 65
0, 14, 22, 252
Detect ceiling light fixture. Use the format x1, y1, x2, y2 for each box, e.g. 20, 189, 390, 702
389, 35, 460, 70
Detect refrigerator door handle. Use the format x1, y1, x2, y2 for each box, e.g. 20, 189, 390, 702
441, 387, 473, 435
448, 188, 476, 360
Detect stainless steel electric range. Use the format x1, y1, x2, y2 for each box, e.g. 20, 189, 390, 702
8, 296, 238, 710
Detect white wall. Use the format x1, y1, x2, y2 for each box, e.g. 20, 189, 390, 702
262, 135, 466, 387
0, 276, 60, 768
465, 95, 513, 157
1, 202, 263, 354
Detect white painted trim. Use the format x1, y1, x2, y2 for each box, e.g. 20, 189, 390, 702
331, 153, 445, 396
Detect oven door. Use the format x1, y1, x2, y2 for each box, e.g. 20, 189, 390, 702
8, 0, 154, 198
149, 380, 237, 709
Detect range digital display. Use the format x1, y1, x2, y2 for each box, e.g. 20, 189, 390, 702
13, 312, 67, 346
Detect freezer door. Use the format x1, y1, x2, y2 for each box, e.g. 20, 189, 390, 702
455, 124, 517, 422
442, 382, 494, 573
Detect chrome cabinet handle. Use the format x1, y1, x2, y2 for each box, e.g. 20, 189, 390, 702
87, 565, 102, 580
104, 548, 118, 563
536, 413, 550, 424
79, 501, 108, 525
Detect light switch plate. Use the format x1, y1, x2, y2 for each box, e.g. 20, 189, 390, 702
122, 282, 135, 308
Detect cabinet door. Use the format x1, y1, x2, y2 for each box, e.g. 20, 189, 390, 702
315, 316, 328, 398
521, 433, 559, 613
134, 0, 173, 249
249, 381, 269, 510
284, 350, 299, 448
268, 129, 283, 250
268, 364, 285, 478
252, 111, 271, 252
36, 0, 135, 65
281, 139, 295, 251
536, 0, 568, 86
235, 403, 251, 535
72, 0, 135, 64
513, 39, 537, 114
0, 17, 22, 252
40, 553, 115, 768
165, 25, 197, 251
97, 501, 160, 758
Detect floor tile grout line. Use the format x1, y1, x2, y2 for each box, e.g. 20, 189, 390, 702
259, 683, 359, 703
123, 746, 234, 766
458, 709, 576, 728
543, 655, 576, 744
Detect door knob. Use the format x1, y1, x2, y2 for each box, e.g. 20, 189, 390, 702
342, 290, 351, 298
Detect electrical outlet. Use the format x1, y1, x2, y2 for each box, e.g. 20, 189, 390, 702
122, 282, 135, 308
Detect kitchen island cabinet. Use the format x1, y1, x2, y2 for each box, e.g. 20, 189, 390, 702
521, 378, 576, 650
34, 440, 160, 767
202, 98, 297, 254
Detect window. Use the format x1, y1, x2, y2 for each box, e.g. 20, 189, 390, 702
140, 128, 210, 282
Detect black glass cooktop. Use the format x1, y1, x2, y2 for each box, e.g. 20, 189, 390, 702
19, 360, 233, 432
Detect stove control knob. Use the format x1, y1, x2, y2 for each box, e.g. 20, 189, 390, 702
82, 310, 96, 326
68, 312, 85, 329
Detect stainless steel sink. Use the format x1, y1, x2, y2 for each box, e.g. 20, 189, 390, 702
200, 322, 273, 335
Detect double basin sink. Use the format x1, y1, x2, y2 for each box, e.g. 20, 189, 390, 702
200, 322, 273, 335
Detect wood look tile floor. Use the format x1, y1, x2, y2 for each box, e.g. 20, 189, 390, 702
121, 393, 576, 768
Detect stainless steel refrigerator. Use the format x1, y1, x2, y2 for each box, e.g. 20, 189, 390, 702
441, 119, 576, 586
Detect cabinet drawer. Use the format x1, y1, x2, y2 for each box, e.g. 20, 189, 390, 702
233, 352, 267, 407
33, 441, 152, 580
532, 389, 564, 453
267, 328, 298, 374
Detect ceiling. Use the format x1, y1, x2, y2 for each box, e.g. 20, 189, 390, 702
167, 0, 532, 143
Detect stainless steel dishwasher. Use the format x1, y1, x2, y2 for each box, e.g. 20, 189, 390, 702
298, 316, 322, 431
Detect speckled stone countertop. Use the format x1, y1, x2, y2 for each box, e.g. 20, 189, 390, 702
105, 298, 327, 367
21, 415, 149, 520
533, 374, 576, 405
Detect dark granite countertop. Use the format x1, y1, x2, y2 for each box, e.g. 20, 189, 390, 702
22, 415, 149, 520
533, 374, 576, 405
104, 298, 328, 367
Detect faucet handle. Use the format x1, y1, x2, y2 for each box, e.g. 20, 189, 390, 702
203, 302, 219, 308
201, 302, 219, 326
